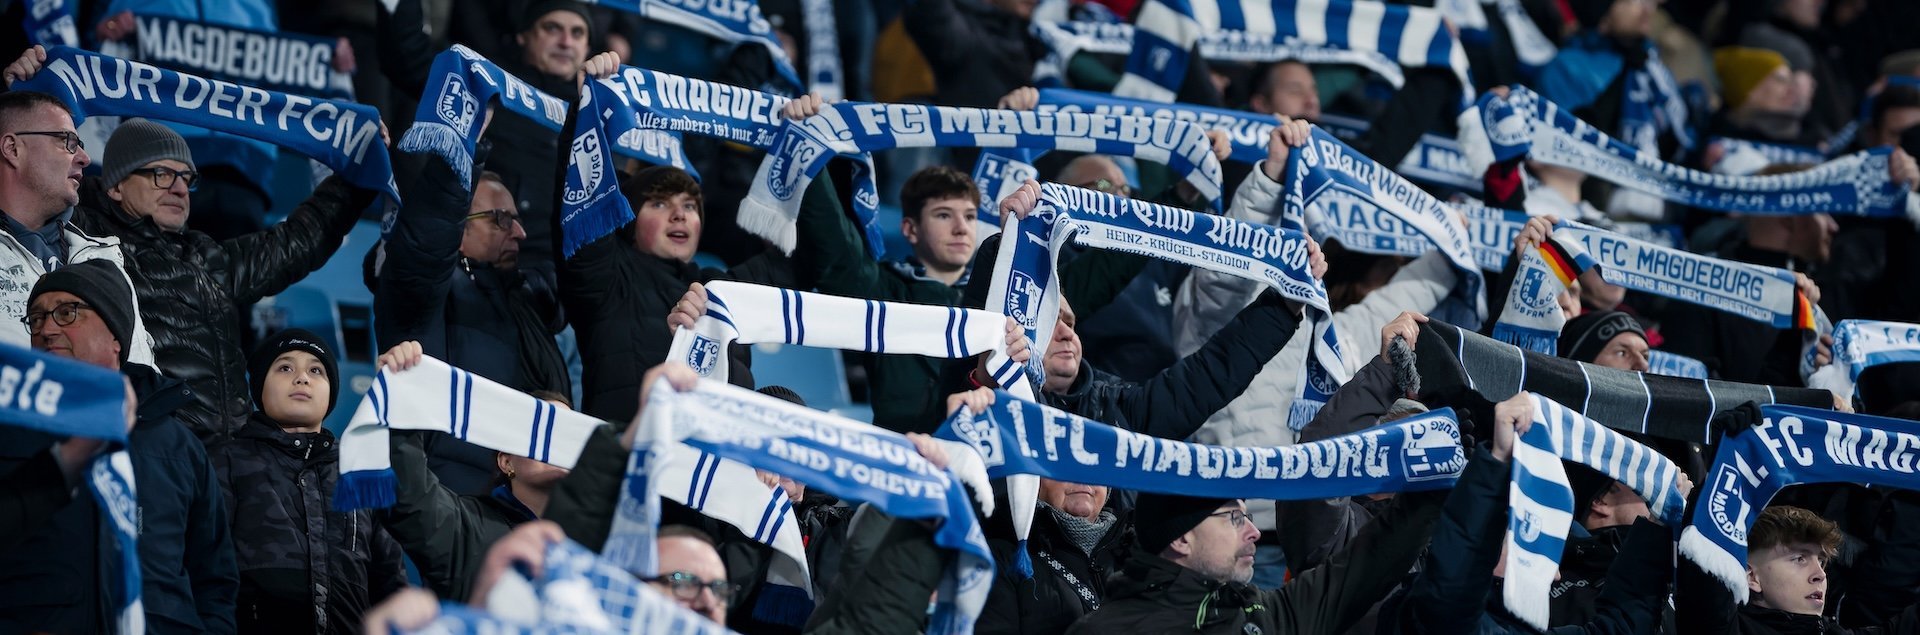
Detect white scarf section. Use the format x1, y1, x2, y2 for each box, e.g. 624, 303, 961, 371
1503, 393, 1684, 631
334, 355, 607, 510
1809, 320, 1920, 401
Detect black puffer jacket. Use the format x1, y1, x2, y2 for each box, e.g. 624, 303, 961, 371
73, 175, 374, 441
978, 506, 1132, 634
209, 414, 408, 634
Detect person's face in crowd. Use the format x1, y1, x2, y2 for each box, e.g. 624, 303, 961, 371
1559, 277, 1584, 321
5, 103, 89, 213
1251, 62, 1321, 121
1038, 479, 1109, 521
651, 535, 731, 625
1578, 269, 1624, 312
903, 195, 977, 272
1744, 66, 1802, 115
1583, 480, 1651, 530
1871, 105, 1920, 147
497, 452, 571, 492
261, 350, 330, 429
1748, 542, 1828, 615
1042, 300, 1082, 394
1599, 0, 1654, 38
1776, 0, 1825, 30
27, 291, 119, 369
990, 0, 1038, 21
1176, 501, 1259, 584
459, 180, 526, 268
633, 193, 703, 263
1058, 155, 1131, 200
1589, 331, 1650, 372
518, 10, 589, 78
1789, 213, 1838, 264
107, 159, 193, 232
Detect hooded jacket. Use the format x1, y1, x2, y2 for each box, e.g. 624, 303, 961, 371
73, 173, 373, 442
209, 414, 408, 634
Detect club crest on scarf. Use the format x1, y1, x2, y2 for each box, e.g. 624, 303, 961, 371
436, 74, 477, 131
1402, 417, 1467, 481
1705, 460, 1756, 544
566, 127, 607, 207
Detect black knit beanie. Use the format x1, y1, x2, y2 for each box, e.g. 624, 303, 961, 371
1133, 492, 1234, 554
28, 260, 135, 365
249, 328, 342, 417
521, 0, 594, 34
1557, 310, 1646, 365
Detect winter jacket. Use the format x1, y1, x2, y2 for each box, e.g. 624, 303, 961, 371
1180, 164, 1460, 532
803, 511, 949, 635
0, 212, 157, 367
1397, 446, 1672, 635
1272, 356, 1400, 578
380, 429, 538, 602
903, 0, 1042, 109
1677, 544, 1920, 635
378, 150, 570, 495
0, 427, 117, 633
978, 506, 1132, 635
74, 173, 373, 442
0, 444, 76, 550
124, 363, 239, 634
1657, 243, 1810, 386
209, 414, 408, 634
1066, 487, 1445, 635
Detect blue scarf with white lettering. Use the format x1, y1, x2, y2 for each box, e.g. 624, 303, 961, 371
1710, 136, 1827, 176
1810, 320, 1920, 402
22, 0, 77, 47
1116, 0, 1472, 105
410, 540, 741, 635
1504, 392, 1683, 630
1029, 19, 1408, 92
624, 378, 997, 635
399, 46, 570, 189
1455, 200, 1532, 270
935, 389, 1465, 498
740, 103, 1226, 254
131, 14, 353, 100
0, 342, 138, 633
1283, 126, 1486, 426
585, 0, 801, 92
1648, 350, 1709, 379
1477, 86, 1917, 221
969, 149, 1042, 229
18, 46, 399, 203
1682, 405, 1920, 601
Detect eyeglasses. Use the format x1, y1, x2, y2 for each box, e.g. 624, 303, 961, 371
1208, 508, 1252, 529
465, 208, 520, 230
12, 130, 83, 154
22, 301, 93, 334
1073, 178, 1132, 199
130, 166, 199, 191
644, 571, 737, 604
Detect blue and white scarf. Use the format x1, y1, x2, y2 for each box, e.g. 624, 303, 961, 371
1437, 0, 1555, 74
0, 343, 139, 633
1116, 0, 1473, 105
1317, 112, 1481, 192
411, 540, 741, 634
399, 45, 570, 188
1503, 392, 1684, 630
1029, 20, 1405, 90
585, 0, 802, 92
1491, 224, 1585, 355
1809, 320, 1920, 401
17, 46, 400, 203
1648, 350, 1709, 379
969, 148, 1041, 231
740, 102, 1226, 254
799, 0, 841, 101
1455, 200, 1533, 271
1476, 86, 1918, 222
1710, 136, 1827, 176
1822, 76, 1920, 156
333, 355, 608, 511
1682, 405, 1920, 601
22, 0, 78, 47
1036, 87, 1276, 164
623, 378, 997, 635
132, 14, 354, 100
1283, 125, 1486, 425
935, 389, 1466, 497
1614, 40, 1693, 158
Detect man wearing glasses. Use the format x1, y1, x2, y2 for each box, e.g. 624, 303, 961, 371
644, 525, 735, 626
0, 91, 156, 368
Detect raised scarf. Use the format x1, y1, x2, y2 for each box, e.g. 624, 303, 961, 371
1029, 18, 1407, 91
130, 14, 354, 100
413, 539, 740, 634
584, 0, 801, 91
1809, 320, 1920, 401
398, 45, 569, 188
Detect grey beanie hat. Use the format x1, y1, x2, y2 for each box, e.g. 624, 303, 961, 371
102, 119, 194, 188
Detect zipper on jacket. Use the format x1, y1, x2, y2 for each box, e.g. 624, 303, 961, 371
1195, 589, 1216, 630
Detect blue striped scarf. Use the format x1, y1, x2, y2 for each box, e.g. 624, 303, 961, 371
740, 102, 1226, 254
1116, 0, 1472, 105
17, 46, 399, 203
1504, 392, 1683, 630
130, 14, 354, 100
415, 540, 741, 634
1682, 405, 1920, 602
1477, 86, 1917, 220
399, 45, 569, 189
1029, 19, 1407, 90
585, 0, 801, 92
1811, 320, 1920, 401
623, 378, 996, 635
1438, 0, 1556, 73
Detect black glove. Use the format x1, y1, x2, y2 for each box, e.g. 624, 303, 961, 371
1711, 401, 1765, 440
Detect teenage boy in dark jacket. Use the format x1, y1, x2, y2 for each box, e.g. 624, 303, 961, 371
211, 329, 408, 633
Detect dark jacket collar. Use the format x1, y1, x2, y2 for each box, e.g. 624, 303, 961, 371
235, 412, 337, 462
1105, 547, 1262, 619
1740, 603, 1836, 634
489, 484, 539, 523
122, 362, 194, 425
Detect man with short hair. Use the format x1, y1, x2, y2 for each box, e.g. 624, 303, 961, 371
1248, 60, 1322, 122
1677, 504, 1920, 633
647, 525, 733, 626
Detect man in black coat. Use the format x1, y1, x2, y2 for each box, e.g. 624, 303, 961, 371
978, 479, 1129, 635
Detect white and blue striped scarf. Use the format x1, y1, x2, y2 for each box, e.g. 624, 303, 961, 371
1648, 350, 1709, 379
0, 344, 141, 633
333, 355, 607, 510
1437, 0, 1556, 74
1030, 19, 1406, 90
399, 45, 570, 188
585, 0, 801, 92
1615, 40, 1693, 157
1476, 86, 1919, 222
1711, 136, 1827, 176
1503, 392, 1683, 631
799, 0, 842, 101
411, 540, 741, 635
22, 0, 77, 47
130, 14, 354, 100
740, 102, 1226, 254
1282, 125, 1486, 425
623, 378, 997, 635
1682, 405, 1920, 602
1116, 0, 1473, 105
17, 46, 399, 202
1809, 320, 1920, 401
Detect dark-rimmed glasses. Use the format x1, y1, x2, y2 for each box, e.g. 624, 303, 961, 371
12, 130, 83, 154
1074, 178, 1132, 199
130, 167, 200, 191
1208, 508, 1252, 529
644, 571, 738, 604
464, 208, 520, 230
22, 301, 94, 334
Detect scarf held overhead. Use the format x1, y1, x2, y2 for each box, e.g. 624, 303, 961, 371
16, 46, 399, 203
1681, 405, 1920, 602
1029, 19, 1406, 90
1810, 320, 1920, 400
399, 45, 570, 188
584, 0, 801, 91
132, 14, 353, 100
414, 540, 741, 634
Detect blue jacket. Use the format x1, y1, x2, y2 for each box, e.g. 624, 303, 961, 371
1536, 32, 1626, 113
125, 363, 239, 634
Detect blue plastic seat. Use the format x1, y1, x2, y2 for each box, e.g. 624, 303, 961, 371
749, 343, 861, 420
